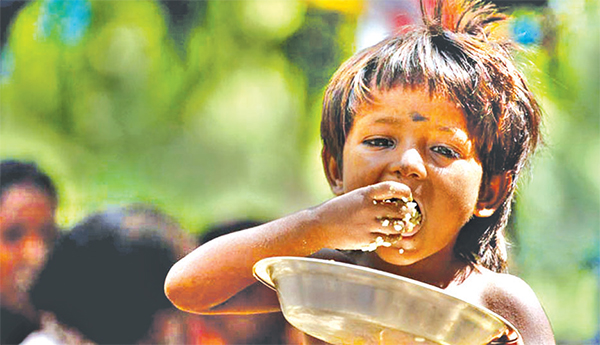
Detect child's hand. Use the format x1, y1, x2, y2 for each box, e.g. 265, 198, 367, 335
311, 181, 419, 251
488, 328, 520, 345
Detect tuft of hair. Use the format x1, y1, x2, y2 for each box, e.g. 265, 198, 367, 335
420, 0, 507, 37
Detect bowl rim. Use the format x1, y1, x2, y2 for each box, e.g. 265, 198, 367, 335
253, 256, 520, 340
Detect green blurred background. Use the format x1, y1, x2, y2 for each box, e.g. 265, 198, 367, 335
1, 0, 598, 343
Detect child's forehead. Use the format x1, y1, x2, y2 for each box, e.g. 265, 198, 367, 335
355, 86, 467, 123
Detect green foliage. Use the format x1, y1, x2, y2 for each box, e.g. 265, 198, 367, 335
509, 2, 599, 341
0, 0, 356, 233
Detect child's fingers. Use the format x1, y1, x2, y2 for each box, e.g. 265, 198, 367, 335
359, 232, 402, 251
372, 201, 415, 218
368, 181, 412, 202
370, 226, 404, 237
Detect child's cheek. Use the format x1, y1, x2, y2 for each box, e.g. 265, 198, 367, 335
442, 161, 483, 207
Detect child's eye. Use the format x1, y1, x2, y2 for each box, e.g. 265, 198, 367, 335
431, 145, 460, 158
363, 138, 395, 148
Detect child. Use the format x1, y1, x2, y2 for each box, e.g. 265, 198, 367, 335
165, 0, 555, 343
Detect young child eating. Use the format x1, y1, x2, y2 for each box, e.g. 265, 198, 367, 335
165, 0, 555, 343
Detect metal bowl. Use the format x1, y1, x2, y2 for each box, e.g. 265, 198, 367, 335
253, 256, 518, 345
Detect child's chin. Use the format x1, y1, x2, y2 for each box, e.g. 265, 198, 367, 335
376, 247, 420, 266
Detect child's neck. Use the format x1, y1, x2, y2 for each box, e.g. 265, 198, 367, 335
362, 248, 472, 289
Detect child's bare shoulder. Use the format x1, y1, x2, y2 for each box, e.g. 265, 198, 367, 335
462, 267, 555, 344
484, 273, 536, 313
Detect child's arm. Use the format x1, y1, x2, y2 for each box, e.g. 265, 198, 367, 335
164, 181, 410, 314
484, 274, 556, 345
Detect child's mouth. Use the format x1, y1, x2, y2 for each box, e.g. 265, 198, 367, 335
396, 198, 422, 237
364, 197, 424, 252
379, 197, 423, 237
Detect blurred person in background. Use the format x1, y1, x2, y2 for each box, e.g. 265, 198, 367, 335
0, 160, 59, 344
21, 204, 198, 344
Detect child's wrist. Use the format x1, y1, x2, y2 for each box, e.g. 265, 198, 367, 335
296, 207, 329, 253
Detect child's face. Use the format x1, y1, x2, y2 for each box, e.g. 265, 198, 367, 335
337, 87, 487, 266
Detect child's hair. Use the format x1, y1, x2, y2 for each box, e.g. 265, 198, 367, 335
0, 159, 58, 205
320, 0, 542, 272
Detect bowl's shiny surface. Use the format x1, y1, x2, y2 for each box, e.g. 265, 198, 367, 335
253, 257, 518, 345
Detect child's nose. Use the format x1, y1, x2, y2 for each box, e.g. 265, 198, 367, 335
392, 148, 427, 179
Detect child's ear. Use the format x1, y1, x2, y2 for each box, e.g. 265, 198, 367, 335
322, 147, 344, 196
474, 172, 512, 217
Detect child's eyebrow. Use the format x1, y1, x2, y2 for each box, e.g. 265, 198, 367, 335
437, 126, 471, 145
437, 126, 455, 133
372, 112, 430, 125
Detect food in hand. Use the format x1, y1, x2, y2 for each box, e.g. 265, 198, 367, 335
364, 197, 422, 251
378, 196, 422, 234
